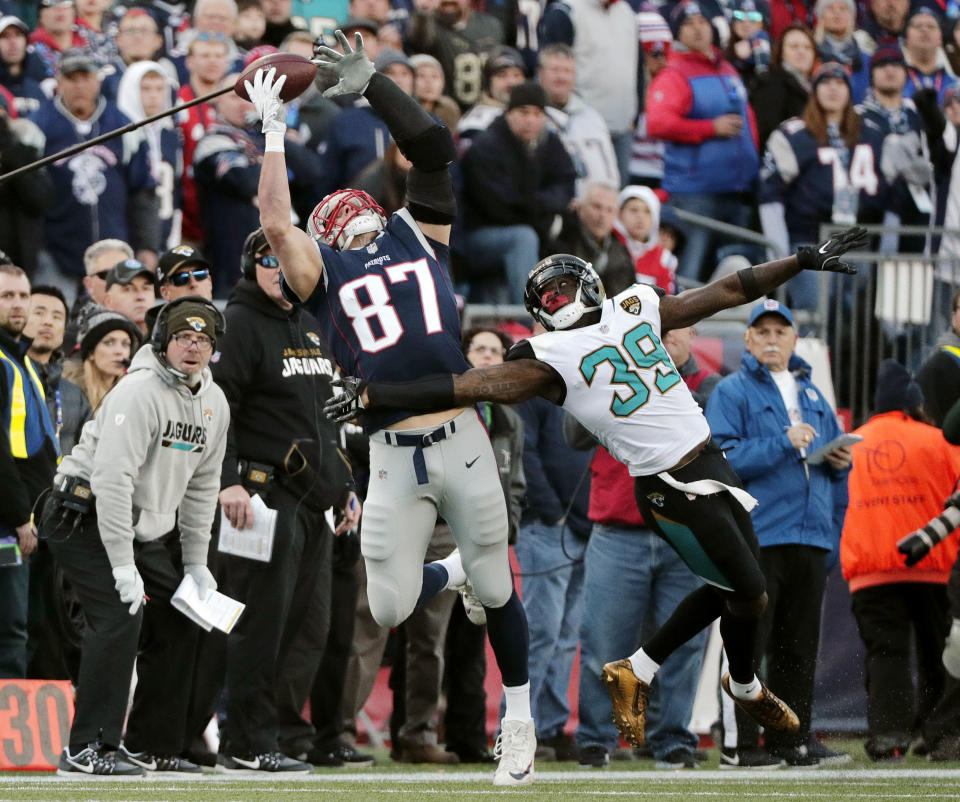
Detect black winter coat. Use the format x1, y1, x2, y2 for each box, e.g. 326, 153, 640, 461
461, 114, 576, 245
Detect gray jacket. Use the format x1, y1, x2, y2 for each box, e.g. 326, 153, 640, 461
57, 344, 229, 569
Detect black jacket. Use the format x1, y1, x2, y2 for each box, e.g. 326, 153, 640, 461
35, 354, 92, 458
461, 114, 576, 244
211, 279, 351, 511
554, 216, 635, 296
749, 68, 810, 152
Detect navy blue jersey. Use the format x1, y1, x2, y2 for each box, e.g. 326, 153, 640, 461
295, 208, 470, 431
29, 97, 155, 278
158, 126, 184, 250
760, 115, 888, 245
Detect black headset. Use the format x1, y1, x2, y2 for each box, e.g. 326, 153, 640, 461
240, 227, 270, 280
151, 295, 226, 367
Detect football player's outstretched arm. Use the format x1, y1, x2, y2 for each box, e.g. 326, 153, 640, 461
659, 226, 869, 332
315, 31, 458, 246
324, 359, 563, 422
247, 67, 325, 302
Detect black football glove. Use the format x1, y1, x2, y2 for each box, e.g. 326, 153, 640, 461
796, 225, 869, 274
324, 377, 367, 423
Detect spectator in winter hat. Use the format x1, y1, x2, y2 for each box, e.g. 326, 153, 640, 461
63, 305, 142, 411
902, 6, 957, 104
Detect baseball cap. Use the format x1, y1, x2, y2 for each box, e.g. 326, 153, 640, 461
748, 298, 794, 328
0, 16, 28, 35
38, 0, 73, 8
157, 245, 211, 284
506, 80, 547, 112
485, 45, 524, 77
58, 48, 98, 76
374, 48, 414, 74
105, 258, 157, 289
341, 17, 379, 36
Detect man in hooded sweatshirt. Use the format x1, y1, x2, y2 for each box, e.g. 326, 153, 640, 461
39, 296, 228, 777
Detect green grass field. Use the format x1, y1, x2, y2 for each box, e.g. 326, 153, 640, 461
3, 741, 960, 802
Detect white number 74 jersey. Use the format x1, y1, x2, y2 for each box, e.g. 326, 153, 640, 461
526, 285, 710, 476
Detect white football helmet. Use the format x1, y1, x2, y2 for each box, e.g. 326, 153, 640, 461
524, 254, 606, 331
307, 189, 386, 251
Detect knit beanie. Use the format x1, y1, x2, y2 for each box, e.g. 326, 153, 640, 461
79, 306, 142, 361
874, 359, 924, 413
812, 60, 852, 89
668, 1, 707, 40
814, 0, 855, 20
162, 299, 221, 349
506, 81, 547, 111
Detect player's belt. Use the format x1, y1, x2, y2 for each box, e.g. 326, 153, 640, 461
377, 420, 458, 485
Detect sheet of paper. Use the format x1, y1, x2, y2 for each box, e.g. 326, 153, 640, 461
171, 573, 245, 634
218, 493, 277, 562
805, 434, 864, 466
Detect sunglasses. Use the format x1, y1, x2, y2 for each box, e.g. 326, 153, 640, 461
168, 267, 211, 286
733, 10, 765, 21
257, 254, 279, 268
195, 32, 229, 43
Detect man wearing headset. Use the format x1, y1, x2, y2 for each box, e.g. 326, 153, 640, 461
39, 296, 229, 776
212, 228, 361, 773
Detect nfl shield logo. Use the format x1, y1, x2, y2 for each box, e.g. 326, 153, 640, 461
367, 242, 379, 254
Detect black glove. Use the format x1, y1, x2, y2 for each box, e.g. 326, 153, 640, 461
897, 530, 935, 568
796, 226, 869, 274
323, 377, 367, 422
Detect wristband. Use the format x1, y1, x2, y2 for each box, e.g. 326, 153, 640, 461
265, 131, 285, 153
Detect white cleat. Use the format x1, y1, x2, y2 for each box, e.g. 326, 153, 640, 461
493, 718, 536, 787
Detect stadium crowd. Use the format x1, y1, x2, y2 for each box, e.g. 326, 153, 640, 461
2, 0, 960, 782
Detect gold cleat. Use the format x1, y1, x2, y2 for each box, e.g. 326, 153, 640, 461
601, 659, 649, 746
720, 673, 800, 733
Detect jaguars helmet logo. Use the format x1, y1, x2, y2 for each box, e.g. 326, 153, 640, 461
172, 245, 195, 256
620, 296, 642, 315
306, 332, 321, 346
186, 316, 207, 332
647, 492, 665, 508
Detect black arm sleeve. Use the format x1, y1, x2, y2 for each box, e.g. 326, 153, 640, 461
362, 73, 456, 172
366, 374, 456, 412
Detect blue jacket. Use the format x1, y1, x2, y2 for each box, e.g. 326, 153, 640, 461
705, 350, 849, 552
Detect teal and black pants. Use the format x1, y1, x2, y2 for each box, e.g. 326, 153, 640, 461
633, 440, 766, 683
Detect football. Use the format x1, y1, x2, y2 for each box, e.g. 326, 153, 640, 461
234, 52, 318, 102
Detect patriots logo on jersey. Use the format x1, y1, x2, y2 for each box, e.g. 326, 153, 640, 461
620, 296, 642, 315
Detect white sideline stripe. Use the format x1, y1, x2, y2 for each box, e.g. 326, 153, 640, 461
2, 768, 960, 784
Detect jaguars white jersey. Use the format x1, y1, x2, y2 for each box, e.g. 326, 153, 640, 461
527, 284, 710, 476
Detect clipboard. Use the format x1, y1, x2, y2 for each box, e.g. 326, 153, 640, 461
805, 434, 863, 465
